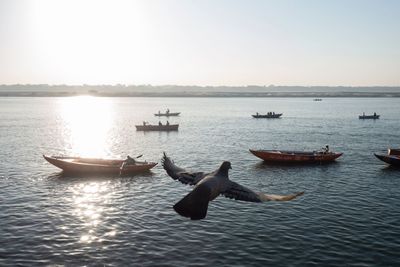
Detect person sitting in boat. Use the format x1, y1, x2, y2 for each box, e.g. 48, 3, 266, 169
256, 112, 259, 116
374, 112, 376, 116
159, 121, 162, 126
120, 155, 136, 175
166, 121, 170, 126
166, 108, 170, 114
143, 121, 147, 126
324, 145, 330, 153
125, 155, 136, 164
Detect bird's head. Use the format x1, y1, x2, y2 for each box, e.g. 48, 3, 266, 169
220, 161, 232, 170
216, 161, 232, 177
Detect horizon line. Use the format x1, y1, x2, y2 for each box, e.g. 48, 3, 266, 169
1, 84, 400, 88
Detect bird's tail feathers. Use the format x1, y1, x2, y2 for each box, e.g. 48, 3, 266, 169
173, 185, 211, 220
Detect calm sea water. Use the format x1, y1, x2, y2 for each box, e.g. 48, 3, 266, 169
1, 97, 400, 266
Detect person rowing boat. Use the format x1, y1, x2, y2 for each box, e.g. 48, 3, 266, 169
119, 155, 137, 175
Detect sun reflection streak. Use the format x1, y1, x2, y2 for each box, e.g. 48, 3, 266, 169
69, 181, 117, 244
58, 96, 114, 158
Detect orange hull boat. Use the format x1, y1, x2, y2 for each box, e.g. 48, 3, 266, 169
43, 155, 157, 175
249, 149, 342, 163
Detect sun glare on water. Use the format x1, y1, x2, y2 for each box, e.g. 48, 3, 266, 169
69, 181, 117, 244
58, 96, 114, 158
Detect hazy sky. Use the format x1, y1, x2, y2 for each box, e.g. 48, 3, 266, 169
0, 0, 399, 86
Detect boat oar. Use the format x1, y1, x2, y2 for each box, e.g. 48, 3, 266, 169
136, 154, 143, 159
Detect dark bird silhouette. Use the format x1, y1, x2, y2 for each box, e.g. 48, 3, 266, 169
162, 153, 304, 220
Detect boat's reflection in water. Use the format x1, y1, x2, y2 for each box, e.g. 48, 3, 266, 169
253, 160, 340, 170
48, 170, 156, 180
380, 164, 400, 173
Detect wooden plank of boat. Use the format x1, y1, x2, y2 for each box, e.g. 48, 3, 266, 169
136, 124, 179, 131
359, 115, 380, 119
374, 153, 400, 166
252, 113, 283, 119
154, 112, 180, 117
43, 155, 157, 175
249, 149, 343, 163
388, 148, 400, 156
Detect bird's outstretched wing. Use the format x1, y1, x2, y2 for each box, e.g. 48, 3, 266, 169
162, 153, 207, 185
222, 181, 304, 202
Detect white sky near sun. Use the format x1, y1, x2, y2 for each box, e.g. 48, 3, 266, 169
0, 0, 399, 86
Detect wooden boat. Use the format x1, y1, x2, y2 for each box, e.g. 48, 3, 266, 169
43, 155, 157, 175
389, 148, 400, 155
154, 112, 180, 117
136, 124, 179, 131
249, 149, 343, 163
359, 114, 380, 119
252, 113, 283, 119
374, 148, 400, 166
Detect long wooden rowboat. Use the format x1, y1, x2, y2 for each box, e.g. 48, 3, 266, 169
249, 149, 343, 163
154, 112, 180, 117
43, 155, 157, 175
359, 114, 380, 119
252, 113, 282, 118
136, 124, 179, 131
374, 148, 400, 166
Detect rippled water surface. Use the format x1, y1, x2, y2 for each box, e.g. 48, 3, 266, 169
1, 97, 400, 266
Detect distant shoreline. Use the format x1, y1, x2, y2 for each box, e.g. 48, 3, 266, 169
0, 92, 400, 98
1, 84, 399, 97
1, 92, 400, 97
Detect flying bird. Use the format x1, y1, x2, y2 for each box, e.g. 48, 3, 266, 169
162, 153, 304, 220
